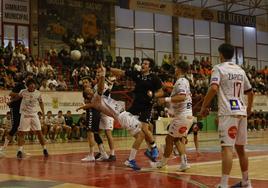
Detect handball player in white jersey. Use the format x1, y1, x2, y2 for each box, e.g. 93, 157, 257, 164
151, 61, 193, 171
16, 78, 48, 159
200, 43, 254, 188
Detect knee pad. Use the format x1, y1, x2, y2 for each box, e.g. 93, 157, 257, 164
94, 133, 103, 145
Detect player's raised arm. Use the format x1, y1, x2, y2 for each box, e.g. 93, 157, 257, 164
96, 62, 106, 95
108, 67, 125, 77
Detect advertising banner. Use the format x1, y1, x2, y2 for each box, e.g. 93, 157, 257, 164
3, 0, 30, 24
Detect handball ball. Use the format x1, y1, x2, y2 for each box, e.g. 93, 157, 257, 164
70, 50, 81, 61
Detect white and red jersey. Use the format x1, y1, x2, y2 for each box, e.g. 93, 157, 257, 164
91, 93, 125, 120
169, 77, 192, 117
210, 61, 252, 116
19, 89, 42, 115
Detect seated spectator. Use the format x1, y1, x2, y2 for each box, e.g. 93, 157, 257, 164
64, 110, 77, 140
0, 71, 7, 89
40, 59, 54, 76
48, 82, 57, 91
56, 75, 68, 91
76, 112, 86, 140
0, 58, 7, 72
39, 79, 50, 91
5, 72, 15, 90
53, 111, 71, 141
47, 72, 58, 88
44, 111, 54, 140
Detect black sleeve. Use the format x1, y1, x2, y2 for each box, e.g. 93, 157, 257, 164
12, 83, 25, 93
125, 70, 138, 81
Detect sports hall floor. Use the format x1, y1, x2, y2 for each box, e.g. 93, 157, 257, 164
0, 131, 267, 188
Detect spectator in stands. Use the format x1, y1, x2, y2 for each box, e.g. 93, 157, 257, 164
56, 75, 68, 91
54, 110, 71, 141
39, 79, 50, 91
0, 71, 7, 89
5, 72, 15, 90
0, 58, 7, 72
64, 110, 75, 140
4, 41, 13, 61
47, 72, 58, 88
48, 82, 57, 91
76, 112, 86, 140
162, 54, 171, 71
40, 59, 54, 77
44, 111, 54, 140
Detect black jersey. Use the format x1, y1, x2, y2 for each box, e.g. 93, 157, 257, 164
125, 70, 162, 107
9, 82, 26, 110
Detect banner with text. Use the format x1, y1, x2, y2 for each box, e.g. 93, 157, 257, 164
3, 0, 30, 24
253, 95, 268, 111
0, 91, 85, 115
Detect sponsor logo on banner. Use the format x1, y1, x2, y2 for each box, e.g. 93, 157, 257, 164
228, 126, 237, 139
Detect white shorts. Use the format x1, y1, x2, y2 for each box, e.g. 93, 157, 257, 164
18, 114, 42, 132
117, 111, 141, 136
218, 116, 247, 146
168, 115, 193, 138
99, 113, 114, 130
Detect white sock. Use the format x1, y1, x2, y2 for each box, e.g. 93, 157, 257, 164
3, 137, 10, 149
110, 149, 115, 156
242, 171, 249, 184
99, 144, 108, 158
129, 148, 137, 161
89, 146, 94, 157
180, 154, 188, 165
42, 145, 46, 149
18, 146, 23, 152
220, 174, 229, 187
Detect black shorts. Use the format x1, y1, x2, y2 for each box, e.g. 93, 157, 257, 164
9, 107, 21, 137
86, 109, 101, 133
128, 104, 152, 123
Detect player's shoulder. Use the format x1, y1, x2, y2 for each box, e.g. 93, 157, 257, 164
177, 77, 189, 84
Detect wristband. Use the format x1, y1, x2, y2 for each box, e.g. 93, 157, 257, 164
165, 97, 171, 103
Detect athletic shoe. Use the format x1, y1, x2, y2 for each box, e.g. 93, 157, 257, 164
0, 148, 5, 157
96, 154, 109, 161
144, 149, 157, 162
150, 160, 167, 168
104, 155, 116, 162
43, 149, 49, 157
151, 147, 159, 159
95, 152, 101, 160
177, 163, 190, 172
230, 181, 252, 188
124, 159, 141, 170
81, 155, 95, 162
17, 151, 23, 159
